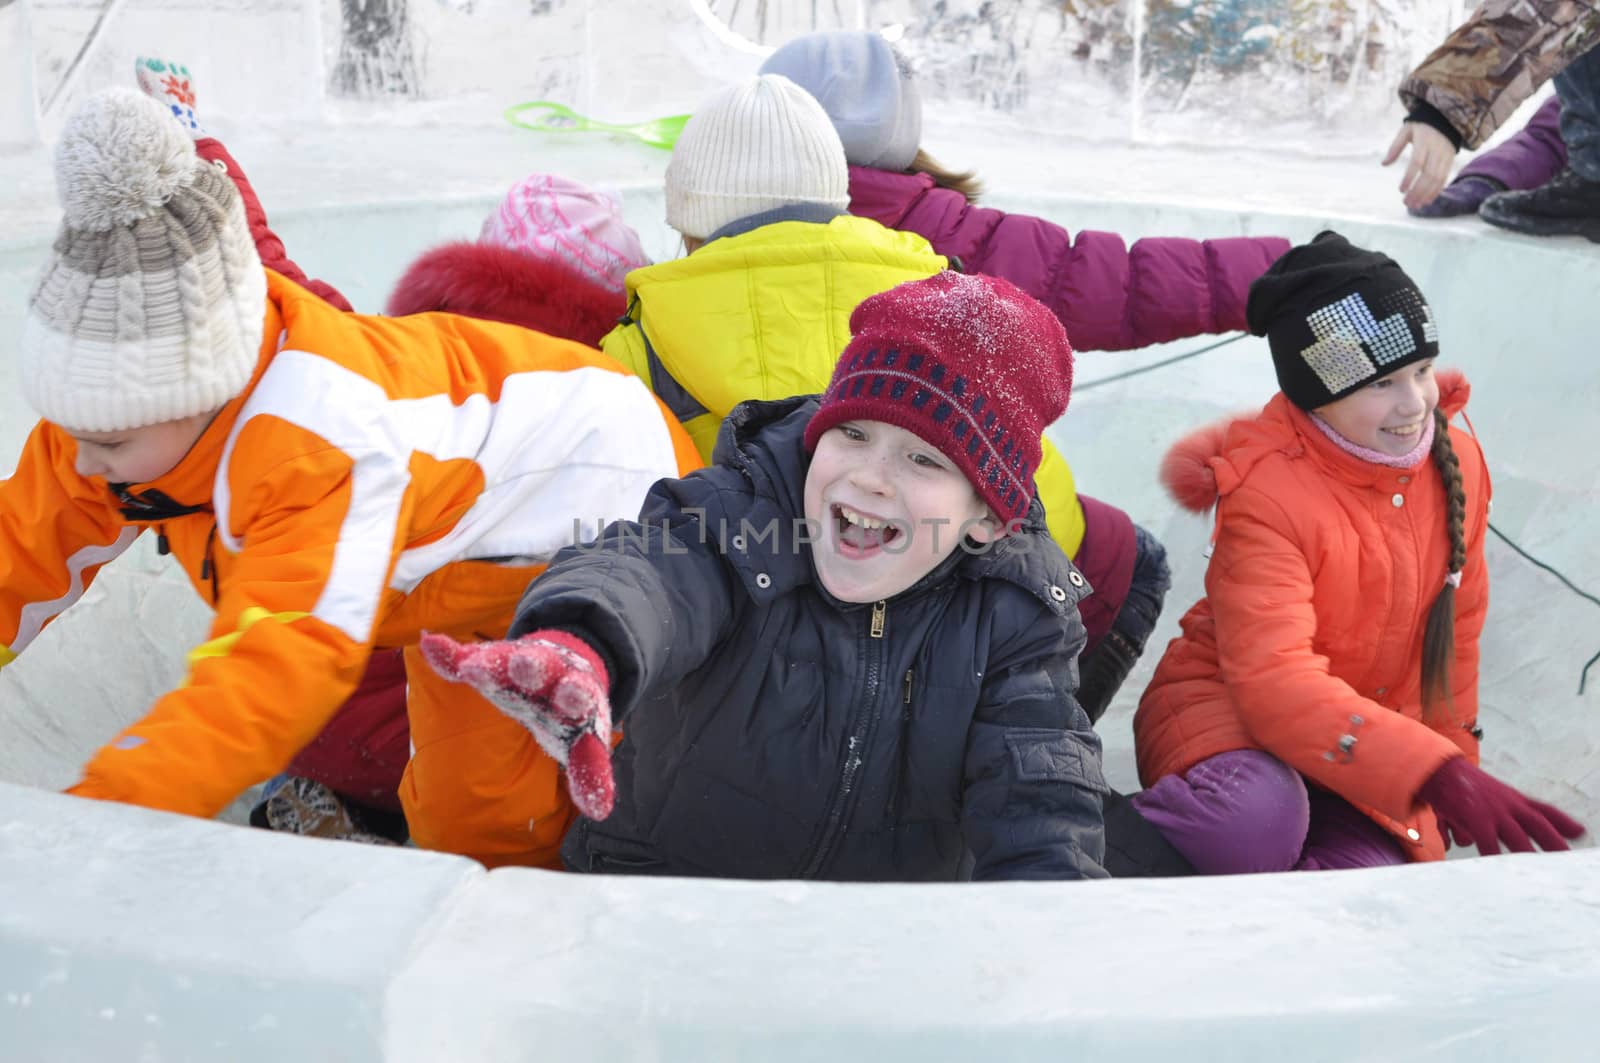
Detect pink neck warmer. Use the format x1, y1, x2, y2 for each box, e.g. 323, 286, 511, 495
1311, 411, 1435, 469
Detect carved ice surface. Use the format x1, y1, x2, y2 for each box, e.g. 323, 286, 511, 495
1, 2, 1594, 1058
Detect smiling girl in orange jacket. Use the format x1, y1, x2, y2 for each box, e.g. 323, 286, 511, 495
1, 89, 695, 868
1131, 232, 1583, 872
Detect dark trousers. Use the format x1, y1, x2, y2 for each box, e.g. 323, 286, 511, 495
1077, 525, 1171, 724
1557, 45, 1600, 182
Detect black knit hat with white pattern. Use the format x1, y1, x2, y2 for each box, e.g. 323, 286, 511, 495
1246, 230, 1438, 411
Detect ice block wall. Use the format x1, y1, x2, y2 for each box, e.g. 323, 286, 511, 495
16, 0, 1468, 148
5, 781, 1600, 1061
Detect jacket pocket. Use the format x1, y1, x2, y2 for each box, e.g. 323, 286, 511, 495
587, 850, 668, 875
572, 825, 668, 875
1005, 729, 1109, 793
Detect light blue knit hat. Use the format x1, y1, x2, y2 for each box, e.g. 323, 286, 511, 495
760, 30, 922, 172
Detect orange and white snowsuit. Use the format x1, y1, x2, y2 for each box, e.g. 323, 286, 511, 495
0, 271, 699, 866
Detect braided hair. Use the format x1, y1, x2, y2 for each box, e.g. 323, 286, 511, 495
1421, 406, 1468, 724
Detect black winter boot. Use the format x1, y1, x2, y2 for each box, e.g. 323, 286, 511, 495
1479, 167, 1600, 241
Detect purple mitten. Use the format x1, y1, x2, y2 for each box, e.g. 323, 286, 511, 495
1409, 175, 1506, 218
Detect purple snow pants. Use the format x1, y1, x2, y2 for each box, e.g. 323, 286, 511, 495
1130, 750, 1406, 874
1458, 96, 1567, 190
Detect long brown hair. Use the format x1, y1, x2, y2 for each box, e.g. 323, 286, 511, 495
908, 148, 984, 204
1420, 406, 1468, 724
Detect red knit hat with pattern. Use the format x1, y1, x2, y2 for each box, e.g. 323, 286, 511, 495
803, 271, 1073, 527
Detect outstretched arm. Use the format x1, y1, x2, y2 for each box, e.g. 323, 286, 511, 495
505, 471, 741, 713
418, 470, 744, 819
869, 172, 1288, 350
195, 139, 355, 312
68, 447, 393, 816
1397, 1, 1600, 152
135, 56, 354, 311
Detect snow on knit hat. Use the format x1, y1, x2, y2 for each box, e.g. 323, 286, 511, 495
760, 30, 922, 172
479, 173, 648, 296
1246, 230, 1438, 412
804, 272, 1073, 528
664, 74, 850, 241
22, 88, 265, 433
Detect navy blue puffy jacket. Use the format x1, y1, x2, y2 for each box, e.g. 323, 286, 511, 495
512, 396, 1108, 881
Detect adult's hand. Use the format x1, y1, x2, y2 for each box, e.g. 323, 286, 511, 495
1382, 122, 1458, 211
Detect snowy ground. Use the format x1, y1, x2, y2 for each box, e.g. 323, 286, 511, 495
2, 73, 1599, 1062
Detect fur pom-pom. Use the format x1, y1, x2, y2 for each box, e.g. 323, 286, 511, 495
1160, 420, 1231, 513
55, 89, 196, 232
1435, 367, 1469, 411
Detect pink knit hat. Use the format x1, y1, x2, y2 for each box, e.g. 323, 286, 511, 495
480, 174, 649, 295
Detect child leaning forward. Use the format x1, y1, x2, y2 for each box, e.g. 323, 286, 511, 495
426, 271, 1109, 881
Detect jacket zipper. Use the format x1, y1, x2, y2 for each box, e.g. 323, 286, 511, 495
801, 599, 888, 878
886, 667, 915, 822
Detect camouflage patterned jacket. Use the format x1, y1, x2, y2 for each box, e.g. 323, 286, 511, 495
1399, 0, 1600, 149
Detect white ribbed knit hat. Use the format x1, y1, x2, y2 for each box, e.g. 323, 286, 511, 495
664, 73, 850, 241
21, 88, 265, 433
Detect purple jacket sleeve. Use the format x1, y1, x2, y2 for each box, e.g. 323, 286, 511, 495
848, 166, 1289, 352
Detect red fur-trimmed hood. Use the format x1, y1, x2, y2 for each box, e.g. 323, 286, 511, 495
1160, 368, 1470, 513
385, 240, 627, 347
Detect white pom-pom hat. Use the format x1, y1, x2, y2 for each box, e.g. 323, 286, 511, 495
21, 88, 265, 433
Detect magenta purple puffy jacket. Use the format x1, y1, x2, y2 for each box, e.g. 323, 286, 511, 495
847, 166, 1290, 352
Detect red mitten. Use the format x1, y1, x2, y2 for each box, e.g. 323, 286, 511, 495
420, 630, 614, 820
1417, 757, 1585, 857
